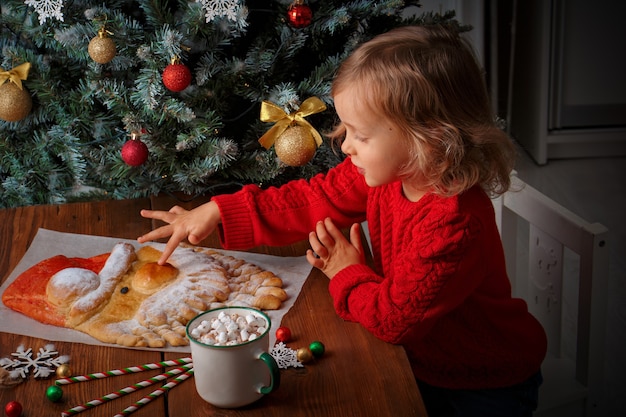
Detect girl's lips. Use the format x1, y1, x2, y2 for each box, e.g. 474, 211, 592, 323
353, 165, 365, 175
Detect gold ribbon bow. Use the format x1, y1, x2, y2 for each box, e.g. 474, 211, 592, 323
258, 96, 327, 149
0, 62, 31, 90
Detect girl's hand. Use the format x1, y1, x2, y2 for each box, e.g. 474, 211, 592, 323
138, 201, 221, 265
306, 218, 365, 279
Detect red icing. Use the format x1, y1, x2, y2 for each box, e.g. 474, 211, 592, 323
2, 253, 109, 326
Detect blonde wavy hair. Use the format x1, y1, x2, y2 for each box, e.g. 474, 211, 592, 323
329, 25, 516, 197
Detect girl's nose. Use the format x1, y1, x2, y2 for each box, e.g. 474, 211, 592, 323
340, 136, 352, 156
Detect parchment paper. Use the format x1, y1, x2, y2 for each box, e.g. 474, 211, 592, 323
0, 229, 313, 352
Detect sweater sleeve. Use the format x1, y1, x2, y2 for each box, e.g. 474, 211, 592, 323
212, 158, 369, 249
328, 208, 485, 344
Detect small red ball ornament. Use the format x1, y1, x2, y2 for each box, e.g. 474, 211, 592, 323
4, 401, 23, 417
162, 60, 192, 92
275, 326, 292, 343
287, 0, 312, 28
121, 136, 149, 166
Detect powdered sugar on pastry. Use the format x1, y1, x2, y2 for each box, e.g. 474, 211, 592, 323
133, 246, 231, 346
70, 243, 135, 325
46, 242, 136, 327
3, 242, 287, 348
78, 244, 286, 347
181, 245, 288, 310
47, 268, 100, 309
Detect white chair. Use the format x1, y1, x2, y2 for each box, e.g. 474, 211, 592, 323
492, 173, 609, 417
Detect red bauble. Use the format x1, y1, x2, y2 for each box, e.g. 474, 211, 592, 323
275, 326, 292, 343
121, 139, 149, 166
4, 401, 23, 417
287, 1, 312, 28
162, 63, 192, 92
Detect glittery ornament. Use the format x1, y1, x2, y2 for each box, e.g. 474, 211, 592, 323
56, 363, 71, 378
274, 125, 317, 166
4, 401, 22, 417
296, 347, 313, 363
121, 137, 149, 166
0, 82, 32, 122
46, 384, 63, 402
287, 0, 312, 28
162, 61, 192, 92
88, 27, 116, 64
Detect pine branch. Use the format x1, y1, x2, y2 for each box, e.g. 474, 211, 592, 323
0, 0, 466, 206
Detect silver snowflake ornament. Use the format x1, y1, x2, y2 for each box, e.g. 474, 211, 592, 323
270, 342, 304, 369
196, 0, 247, 24
24, 0, 65, 25
0, 344, 69, 380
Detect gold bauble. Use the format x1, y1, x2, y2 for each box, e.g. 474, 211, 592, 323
0, 82, 32, 122
274, 125, 318, 166
56, 364, 72, 378
88, 35, 117, 64
296, 347, 313, 363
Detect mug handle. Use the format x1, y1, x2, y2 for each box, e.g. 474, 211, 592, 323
259, 352, 280, 394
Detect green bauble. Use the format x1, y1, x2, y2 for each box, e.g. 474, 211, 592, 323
309, 341, 325, 358
46, 384, 63, 402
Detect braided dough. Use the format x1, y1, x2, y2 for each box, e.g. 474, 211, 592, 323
2, 244, 287, 348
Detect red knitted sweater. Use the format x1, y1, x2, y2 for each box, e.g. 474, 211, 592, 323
212, 158, 547, 389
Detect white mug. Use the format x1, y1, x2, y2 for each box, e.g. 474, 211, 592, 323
186, 307, 280, 408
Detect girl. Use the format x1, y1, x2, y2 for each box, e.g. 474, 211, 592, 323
138, 25, 547, 417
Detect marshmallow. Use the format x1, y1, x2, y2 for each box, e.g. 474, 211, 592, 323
193, 311, 267, 346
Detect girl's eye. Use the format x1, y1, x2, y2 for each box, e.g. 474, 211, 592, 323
344, 127, 367, 143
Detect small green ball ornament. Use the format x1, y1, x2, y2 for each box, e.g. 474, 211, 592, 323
309, 341, 325, 358
46, 384, 63, 402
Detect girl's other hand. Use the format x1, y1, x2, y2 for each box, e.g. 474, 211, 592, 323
306, 218, 365, 279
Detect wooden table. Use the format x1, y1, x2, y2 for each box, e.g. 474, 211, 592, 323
0, 196, 426, 417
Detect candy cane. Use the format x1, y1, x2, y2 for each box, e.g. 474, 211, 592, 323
54, 357, 192, 385
60, 365, 192, 417
113, 368, 194, 417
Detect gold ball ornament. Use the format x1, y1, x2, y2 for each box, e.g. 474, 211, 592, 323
56, 364, 72, 378
274, 125, 318, 166
88, 31, 117, 64
0, 81, 32, 122
296, 347, 314, 363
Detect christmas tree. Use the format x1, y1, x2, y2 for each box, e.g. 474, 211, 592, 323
0, 0, 463, 208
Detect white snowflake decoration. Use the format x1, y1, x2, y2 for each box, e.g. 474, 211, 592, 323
24, 0, 65, 25
0, 344, 69, 380
270, 342, 304, 369
196, 0, 246, 23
